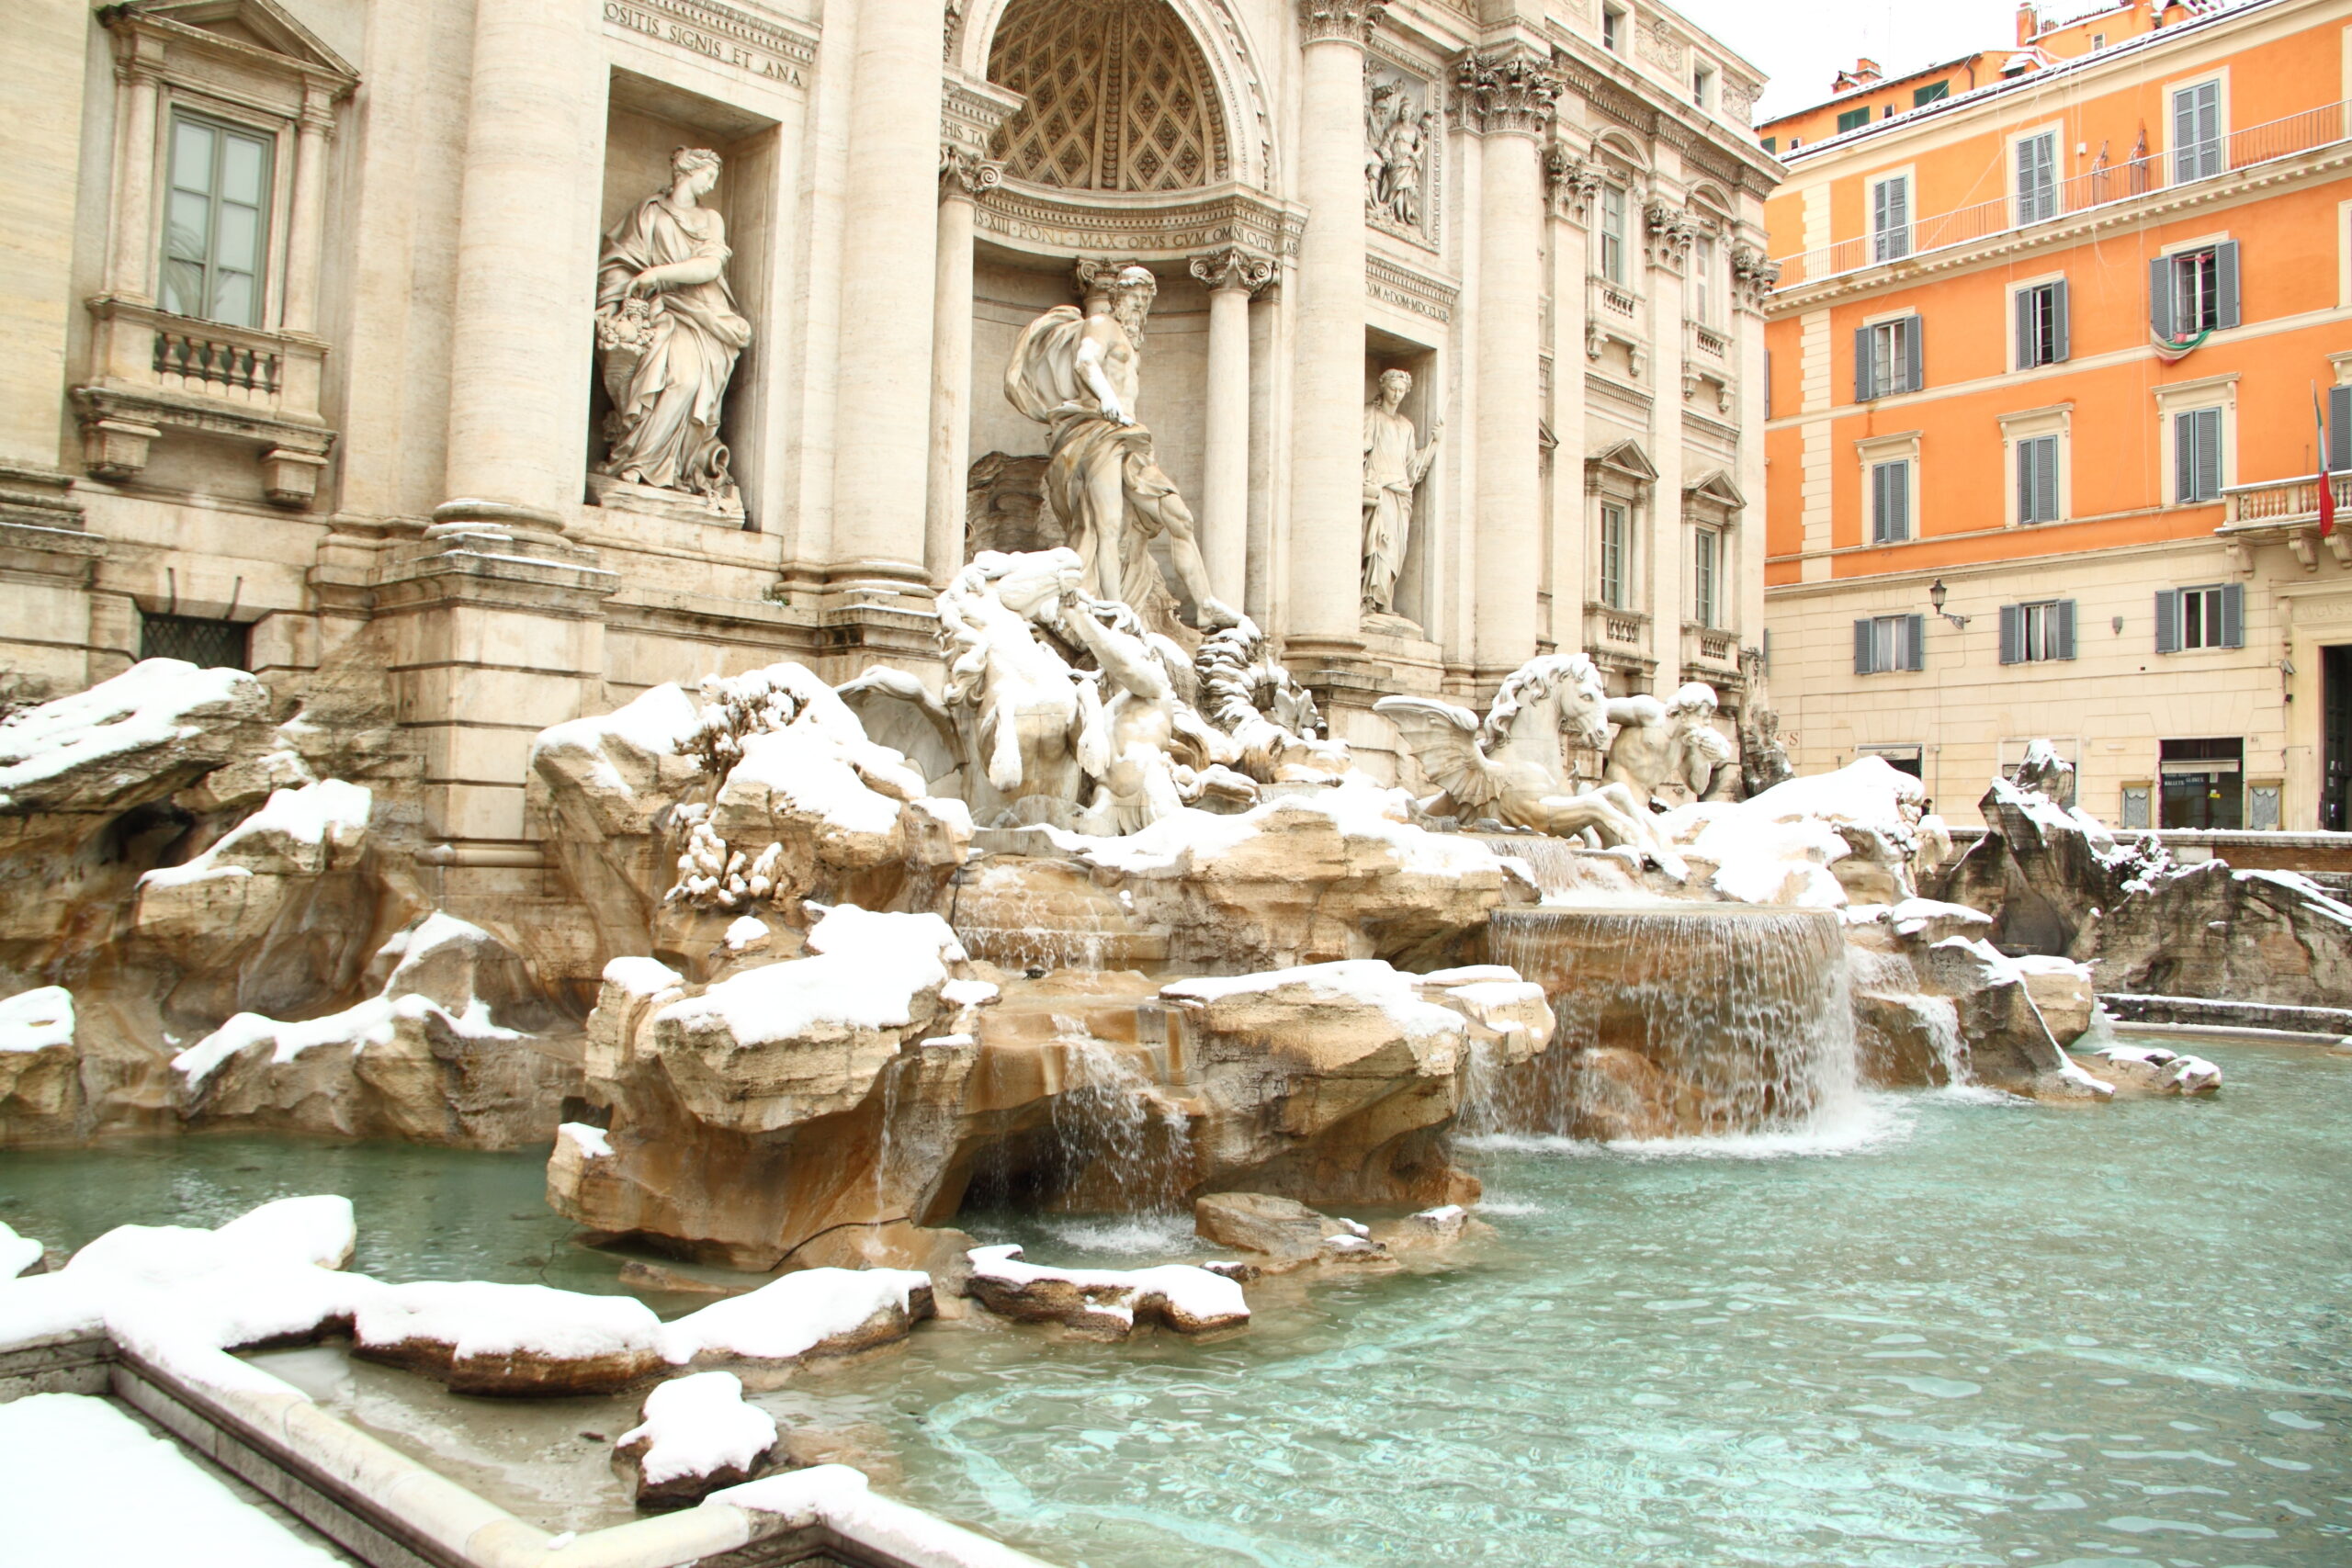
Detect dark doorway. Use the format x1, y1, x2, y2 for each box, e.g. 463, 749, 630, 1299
2158, 736, 2244, 829
2324, 644, 2351, 832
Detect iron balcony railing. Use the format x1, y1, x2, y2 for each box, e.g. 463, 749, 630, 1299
1773, 98, 2351, 288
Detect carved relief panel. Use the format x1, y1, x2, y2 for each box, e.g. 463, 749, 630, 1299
1364, 59, 1440, 249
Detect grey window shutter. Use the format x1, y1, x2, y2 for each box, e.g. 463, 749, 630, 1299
1904, 614, 1926, 671
1854, 618, 1874, 674
1999, 604, 2022, 664
1904, 316, 1925, 391
2193, 408, 2222, 501
2214, 240, 2240, 329
2220, 581, 2244, 649
2052, 279, 2070, 361
2033, 435, 2059, 520
2175, 411, 2197, 502
2015, 288, 2034, 368
2328, 385, 2351, 472
1854, 326, 1874, 400
2172, 85, 2197, 181
2014, 440, 2032, 524
2149, 257, 2175, 340
2057, 597, 2076, 660
2155, 589, 2181, 653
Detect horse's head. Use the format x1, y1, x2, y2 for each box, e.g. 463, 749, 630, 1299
1480, 653, 1609, 761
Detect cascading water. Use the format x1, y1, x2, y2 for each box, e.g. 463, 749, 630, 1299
1476, 904, 1860, 1138
1038, 1019, 1194, 1215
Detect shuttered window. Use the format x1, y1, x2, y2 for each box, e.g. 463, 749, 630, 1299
2326, 384, 2350, 474
2155, 583, 2244, 651
1854, 614, 1926, 674
2017, 434, 2061, 524
1871, 459, 1911, 543
2150, 243, 2239, 338
2015, 280, 2068, 368
2171, 80, 2222, 183
1999, 599, 2075, 664
1854, 317, 1923, 400
1838, 107, 1870, 134
2173, 406, 2224, 503
2015, 131, 2059, 225
1871, 175, 1911, 263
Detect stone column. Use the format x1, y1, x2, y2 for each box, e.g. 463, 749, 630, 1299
435, 0, 596, 536
105, 38, 163, 301
1645, 197, 1693, 692
1544, 137, 1594, 663
1284, 0, 1385, 660
1191, 247, 1272, 609
281, 85, 335, 335
1458, 49, 1560, 680
830, 0, 946, 593
927, 148, 998, 586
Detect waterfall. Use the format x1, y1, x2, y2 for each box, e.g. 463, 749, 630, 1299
1478, 905, 1860, 1138
1041, 1020, 1194, 1214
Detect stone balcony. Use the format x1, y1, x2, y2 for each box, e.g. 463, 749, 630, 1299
2216, 471, 2352, 571
1681, 620, 1742, 680
1583, 601, 1656, 681
72, 295, 337, 509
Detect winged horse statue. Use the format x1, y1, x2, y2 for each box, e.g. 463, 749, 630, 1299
1376, 654, 1689, 878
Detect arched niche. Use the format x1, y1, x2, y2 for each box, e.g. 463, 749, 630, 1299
954, 0, 1274, 194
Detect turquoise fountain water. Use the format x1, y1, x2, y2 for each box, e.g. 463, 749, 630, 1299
4, 1038, 2345, 1565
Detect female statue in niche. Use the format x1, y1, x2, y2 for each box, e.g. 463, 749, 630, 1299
592, 147, 752, 513
1362, 367, 1441, 619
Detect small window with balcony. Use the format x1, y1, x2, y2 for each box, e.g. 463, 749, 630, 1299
2015, 279, 2069, 368
1599, 183, 1628, 285
162, 112, 273, 329
1599, 503, 1631, 610
1690, 233, 1718, 325
1998, 599, 2075, 664
2171, 79, 2222, 182
1870, 174, 1910, 263
2151, 243, 2240, 339
2015, 130, 2059, 225
1691, 527, 1720, 628
1870, 458, 1912, 544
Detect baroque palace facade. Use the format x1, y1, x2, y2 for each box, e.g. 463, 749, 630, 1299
2, 0, 1775, 888
1758, 0, 2352, 830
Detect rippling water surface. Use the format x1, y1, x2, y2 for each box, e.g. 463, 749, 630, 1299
4, 1038, 2346, 1566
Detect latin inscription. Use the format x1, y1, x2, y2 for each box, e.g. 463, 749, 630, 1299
603, 0, 810, 89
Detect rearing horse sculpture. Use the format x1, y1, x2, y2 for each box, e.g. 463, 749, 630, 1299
1378, 653, 1689, 878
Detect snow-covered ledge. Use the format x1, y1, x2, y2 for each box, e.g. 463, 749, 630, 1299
0, 1326, 1052, 1568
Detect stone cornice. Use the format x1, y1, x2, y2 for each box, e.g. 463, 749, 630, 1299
1546, 41, 1781, 199
1297, 0, 1387, 49
1365, 252, 1457, 322
1191, 246, 1276, 296
942, 72, 1024, 155
976, 181, 1306, 264
1453, 47, 1560, 138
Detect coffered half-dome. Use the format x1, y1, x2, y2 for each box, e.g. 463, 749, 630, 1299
987, 0, 1229, 193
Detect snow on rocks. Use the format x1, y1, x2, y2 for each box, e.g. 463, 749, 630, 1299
659, 1268, 934, 1370
0, 1393, 345, 1568
962, 1244, 1249, 1337
559, 1121, 613, 1160
614, 1371, 780, 1509
2079, 1042, 2222, 1097
1658, 756, 1945, 908
1, 1221, 46, 1280
1193, 1193, 1388, 1270
0, 659, 270, 814
0, 987, 78, 1137
0, 985, 74, 1053
352, 1280, 666, 1395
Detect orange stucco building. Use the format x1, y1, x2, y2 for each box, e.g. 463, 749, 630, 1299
1758, 0, 2352, 830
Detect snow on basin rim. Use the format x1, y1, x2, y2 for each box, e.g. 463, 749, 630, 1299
661, 1267, 931, 1363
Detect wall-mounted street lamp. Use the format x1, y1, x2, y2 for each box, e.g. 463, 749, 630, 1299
1928, 578, 1969, 630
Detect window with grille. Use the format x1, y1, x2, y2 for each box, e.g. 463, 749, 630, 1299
162, 112, 273, 328
1999, 599, 2075, 663
2155, 583, 2244, 652
140, 614, 249, 670
2016, 434, 2061, 524
2015, 280, 2068, 367
1871, 175, 1910, 263
1691, 528, 1720, 628
1870, 459, 1911, 544
2173, 406, 2224, 503
2171, 80, 2222, 183
2015, 130, 2059, 225
1599, 503, 1630, 609
1853, 614, 1925, 674
1600, 184, 1627, 284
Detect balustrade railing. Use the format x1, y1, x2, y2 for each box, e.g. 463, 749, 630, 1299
1773, 98, 2351, 288
153, 327, 282, 397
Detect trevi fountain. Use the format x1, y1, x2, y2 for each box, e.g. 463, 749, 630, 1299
4, 3, 2349, 1562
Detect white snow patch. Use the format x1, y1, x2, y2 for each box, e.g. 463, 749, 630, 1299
605, 955, 685, 997
2232, 868, 2352, 929
659, 1268, 930, 1365
353, 1280, 662, 1362
558, 1122, 612, 1160
1161, 959, 1464, 1040
0, 1222, 43, 1280
966, 1244, 1248, 1329
1047, 775, 1499, 877
0, 1393, 344, 1567
2010, 953, 2092, 979
729, 727, 906, 836
723, 915, 770, 951
2090, 1043, 2222, 1093
618, 1371, 776, 1486
0, 660, 264, 807
0, 986, 74, 1054
529, 682, 701, 792
137, 779, 371, 889
657, 906, 964, 1046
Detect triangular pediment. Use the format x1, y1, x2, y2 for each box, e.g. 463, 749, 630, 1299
1684, 468, 1747, 508
135, 0, 356, 80
1588, 438, 1658, 483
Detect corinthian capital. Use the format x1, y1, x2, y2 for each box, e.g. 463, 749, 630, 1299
1191, 246, 1275, 296
1297, 0, 1386, 48
939, 143, 1003, 200
1453, 49, 1561, 138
